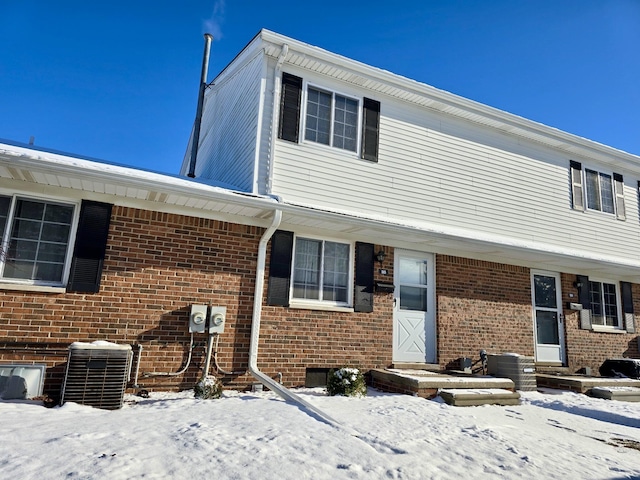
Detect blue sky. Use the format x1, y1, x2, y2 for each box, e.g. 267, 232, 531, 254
1, 1, 639, 174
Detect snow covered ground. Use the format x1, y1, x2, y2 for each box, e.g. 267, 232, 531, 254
2, 388, 639, 479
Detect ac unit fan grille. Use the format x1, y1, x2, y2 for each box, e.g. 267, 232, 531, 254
61, 346, 132, 410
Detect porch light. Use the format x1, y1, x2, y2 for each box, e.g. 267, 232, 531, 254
375, 249, 386, 265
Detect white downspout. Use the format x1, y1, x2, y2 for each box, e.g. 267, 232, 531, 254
266, 43, 289, 194
249, 204, 341, 428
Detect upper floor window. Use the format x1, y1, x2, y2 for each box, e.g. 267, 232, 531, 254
585, 169, 614, 213
589, 279, 621, 328
0, 195, 75, 283
570, 161, 625, 220
305, 87, 358, 152
278, 72, 380, 162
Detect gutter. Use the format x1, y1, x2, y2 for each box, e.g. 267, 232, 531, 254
248, 200, 341, 428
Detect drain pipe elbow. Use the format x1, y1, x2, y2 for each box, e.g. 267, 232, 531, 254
248, 207, 282, 373
248, 201, 341, 428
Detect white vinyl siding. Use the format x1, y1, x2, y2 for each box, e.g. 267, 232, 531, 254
192, 52, 265, 192
272, 91, 640, 264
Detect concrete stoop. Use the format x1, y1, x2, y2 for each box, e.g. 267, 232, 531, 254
370, 368, 518, 405
536, 373, 640, 395
588, 386, 640, 402
439, 388, 521, 407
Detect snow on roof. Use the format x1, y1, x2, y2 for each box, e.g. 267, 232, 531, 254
0, 139, 278, 208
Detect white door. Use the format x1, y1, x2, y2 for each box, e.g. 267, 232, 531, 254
393, 250, 436, 363
531, 271, 565, 364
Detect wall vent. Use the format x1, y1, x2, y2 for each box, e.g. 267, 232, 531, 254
61, 342, 132, 410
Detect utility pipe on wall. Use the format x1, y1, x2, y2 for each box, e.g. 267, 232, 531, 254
187, 33, 213, 178
248, 203, 341, 428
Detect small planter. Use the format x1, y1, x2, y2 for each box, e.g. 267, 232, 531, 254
194, 375, 223, 399
327, 367, 367, 397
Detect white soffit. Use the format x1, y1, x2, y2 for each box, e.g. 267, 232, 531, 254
0, 145, 278, 223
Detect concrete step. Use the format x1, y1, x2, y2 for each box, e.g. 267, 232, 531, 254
537, 373, 640, 393
588, 386, 640, 402
439, 388, 521, 407
370, 368, 515, 399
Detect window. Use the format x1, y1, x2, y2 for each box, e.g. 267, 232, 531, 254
569, 161, 625, 220
585, 169, 614, 213
267, 231, 374, 311
589, 280, 621, 328
292, 237, 351, 304
278, 73, 381, 162
0, 196, 75, 284
305, 87, 358, 152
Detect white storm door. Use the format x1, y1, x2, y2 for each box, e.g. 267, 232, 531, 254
393, 251, 436, 363
531, 271, 565, 364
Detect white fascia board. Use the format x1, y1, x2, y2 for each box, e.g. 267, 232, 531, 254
258, 29, 640, 170
0, 142, 278, 211
276, 199, 640, 276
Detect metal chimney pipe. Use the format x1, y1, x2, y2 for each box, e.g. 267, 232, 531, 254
187, 33, 213, 178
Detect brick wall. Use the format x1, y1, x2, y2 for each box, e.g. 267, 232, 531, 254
0, 209, 396, 396
561, 274, 639, 372
3, 206, 637, 399
0, 206, 262, 396
435, 259, 638, 373
255, 246, 395, 387
436, 255, 534, 367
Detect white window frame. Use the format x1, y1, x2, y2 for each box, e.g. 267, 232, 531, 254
289, 234, 354, 308
301, 81, 362, 155
588, 278, 623, 330
0, 190, 80, 288
583, 167, 616, 215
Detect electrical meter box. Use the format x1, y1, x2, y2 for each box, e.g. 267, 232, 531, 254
208, 306, 226, 334
189, 304, 208, 333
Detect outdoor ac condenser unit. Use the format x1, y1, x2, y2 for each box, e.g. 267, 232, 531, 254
61, 341, 132, 410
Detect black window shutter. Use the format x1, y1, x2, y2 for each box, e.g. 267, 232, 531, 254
267, 230, 294, 306
354, 242, 374, 312
576, 275, 591, 330
613, 173, 626, 221
67, 200, 113, 293
620, 281, 636, 333
569, 161, 584, 211
278, 73, 302, 143
361, 98, 380, 162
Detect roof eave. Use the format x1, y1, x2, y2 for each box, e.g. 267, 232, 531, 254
258, 29, 640, 170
